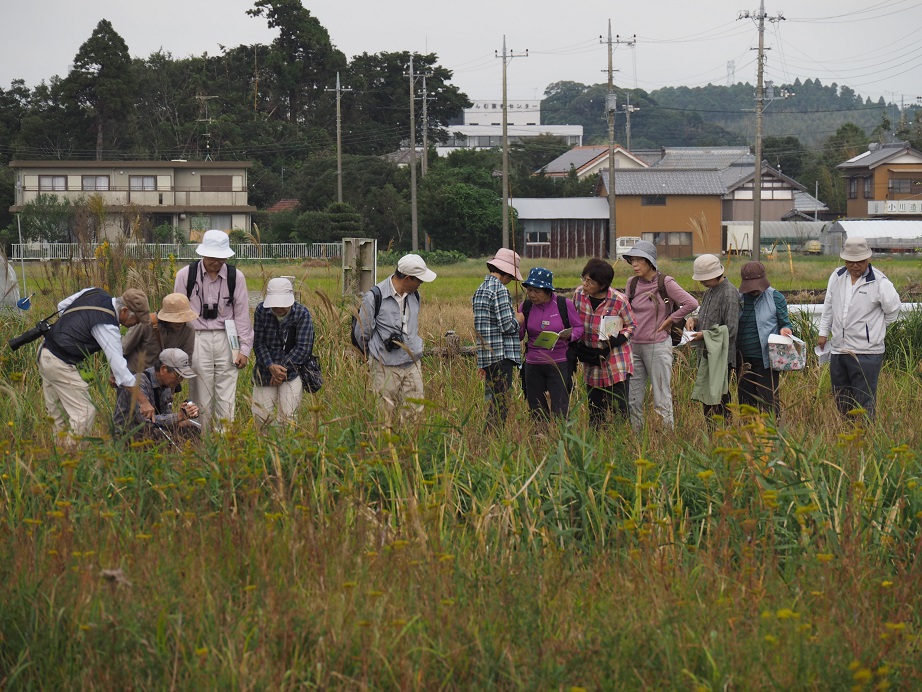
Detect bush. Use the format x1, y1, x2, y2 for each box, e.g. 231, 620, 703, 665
377, 249, 468, 267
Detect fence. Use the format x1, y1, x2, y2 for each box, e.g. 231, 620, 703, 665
10, 242, 343, 262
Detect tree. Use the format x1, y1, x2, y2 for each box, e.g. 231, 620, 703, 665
20, 194, 73, 243
63, 19, 134, 159
762, 136, 808, 178
247, 0, 346, 123
345, 51, 470, 155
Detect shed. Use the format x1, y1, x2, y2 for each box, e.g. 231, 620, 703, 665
509, 198, 610, 259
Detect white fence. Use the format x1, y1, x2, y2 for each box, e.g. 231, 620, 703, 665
10, 242, 343, 261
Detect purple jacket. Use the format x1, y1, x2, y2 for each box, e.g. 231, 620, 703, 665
519, 296, 584, 364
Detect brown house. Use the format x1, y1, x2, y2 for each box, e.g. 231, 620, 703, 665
597, 169, 725, 257
837, 142, 922, 220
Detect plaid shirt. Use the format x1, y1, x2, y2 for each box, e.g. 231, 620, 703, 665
573, 286, 635, 387
472, 274, 521, 368
252, 302, 315, 386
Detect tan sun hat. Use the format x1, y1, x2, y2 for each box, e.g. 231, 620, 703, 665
692, 254, 725, 282
158, 293, 199, 323
840, 236, 872, 262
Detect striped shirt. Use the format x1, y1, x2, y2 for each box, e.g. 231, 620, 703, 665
573, 286, 636, 387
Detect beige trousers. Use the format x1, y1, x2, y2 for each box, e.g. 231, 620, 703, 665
38, 347, 95, 437
369, 359, 424, 422
189, 330, 238, 427
252, 378, 303, 428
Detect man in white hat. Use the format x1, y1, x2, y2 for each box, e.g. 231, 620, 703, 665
113, 348, 200, 440
251, 277, 316, 429
818, 237, 901, 421
353, 253, 436, 422
472, 247, 525, 431
173, 229, 253, 428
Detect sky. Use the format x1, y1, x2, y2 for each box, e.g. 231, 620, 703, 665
1, 0, 920, 106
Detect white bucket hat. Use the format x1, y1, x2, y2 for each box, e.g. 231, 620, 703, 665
692, 254, 725, 281
263, 278, 295, 309
196, 230, 235, 259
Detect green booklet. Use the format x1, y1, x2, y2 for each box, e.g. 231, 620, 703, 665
533, 330, 563, 349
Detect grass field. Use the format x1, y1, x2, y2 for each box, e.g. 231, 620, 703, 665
1, 252, 922, 688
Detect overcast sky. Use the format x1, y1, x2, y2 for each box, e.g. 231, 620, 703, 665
2, 0, 920, 105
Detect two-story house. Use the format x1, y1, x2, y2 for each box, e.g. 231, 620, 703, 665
837, 142, 922, 220
9, 160, 256, 242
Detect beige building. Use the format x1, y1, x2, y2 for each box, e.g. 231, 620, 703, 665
9, 160, 255, 242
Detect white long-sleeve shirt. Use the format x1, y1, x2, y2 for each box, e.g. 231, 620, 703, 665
57, 289, 136, 388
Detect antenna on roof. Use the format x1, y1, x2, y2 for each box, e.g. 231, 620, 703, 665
196, 95, 218, 161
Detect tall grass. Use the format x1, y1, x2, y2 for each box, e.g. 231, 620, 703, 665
1, 255, 922, 687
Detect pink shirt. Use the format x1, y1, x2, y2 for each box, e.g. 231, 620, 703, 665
625, 274, 698, 344
174, 263, 254, 356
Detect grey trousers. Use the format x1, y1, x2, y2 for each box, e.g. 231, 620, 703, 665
629, 340, 675, 430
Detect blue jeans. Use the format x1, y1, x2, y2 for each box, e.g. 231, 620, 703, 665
829, 352, 884, 421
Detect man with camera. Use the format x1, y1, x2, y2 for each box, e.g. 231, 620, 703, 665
114, 348, 200, 440
353, 254, 436, 422
32, 287, 154, 441
173, 230, 253, 429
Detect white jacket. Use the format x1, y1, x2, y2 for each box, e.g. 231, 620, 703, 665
819, 264, 901, 354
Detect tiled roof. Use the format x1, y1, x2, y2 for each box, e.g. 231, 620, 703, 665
793, 190, 827, 213
540, 146, 611, 174
599, 169, 726, 196
838, 142, 922, 169
651, 147, 752, 170
265, 199, 300, 214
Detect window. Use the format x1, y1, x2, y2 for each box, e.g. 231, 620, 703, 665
39, 175, 66, 191
641, 195, 666, 206
848, 178, 858, 199
191, 214, 232, 232
130, 175, 156, 191
82, 175, 109, 191
526, 230, 550, 244
863, 177, 872, 198
200, 175, 232, 192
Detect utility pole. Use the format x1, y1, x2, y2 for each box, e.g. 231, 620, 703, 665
623, 95, 640, 153
325, 72, 352, 203
740, 0, 784, 260
600, 25, 634, 259
408, 55, 419, 251
496, 36, 528, 249
419, 72, 434, 176
196, 95, 217, 161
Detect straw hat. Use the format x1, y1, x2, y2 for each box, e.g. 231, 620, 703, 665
158, 293, 198, 323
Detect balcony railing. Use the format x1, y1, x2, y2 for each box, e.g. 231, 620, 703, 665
10, 242, 343, 262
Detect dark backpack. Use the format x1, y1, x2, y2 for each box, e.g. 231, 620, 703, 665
184, 260, 237, 306
628, 272, 684, 347
350, 285, 419, 354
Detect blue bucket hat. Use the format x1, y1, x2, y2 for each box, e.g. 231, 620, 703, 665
522, 267, 554, 291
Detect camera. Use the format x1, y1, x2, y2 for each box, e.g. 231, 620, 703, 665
8, 320, 51, 351
201, 303, 219, 320
383, 332, 405, 352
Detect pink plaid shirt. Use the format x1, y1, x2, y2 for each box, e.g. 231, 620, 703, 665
573, 286, 635, 387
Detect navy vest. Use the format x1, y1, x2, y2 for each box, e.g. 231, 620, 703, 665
44, 289, 118, 365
